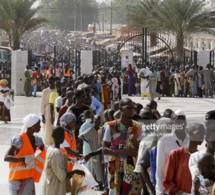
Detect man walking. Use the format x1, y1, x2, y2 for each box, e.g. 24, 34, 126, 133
41, 76, 56, 145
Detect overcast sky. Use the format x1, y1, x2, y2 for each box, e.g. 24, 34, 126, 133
34, 0, 107, 7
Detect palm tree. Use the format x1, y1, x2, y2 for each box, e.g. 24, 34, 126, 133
129, 0, 215, 62
0, 0, 47, 50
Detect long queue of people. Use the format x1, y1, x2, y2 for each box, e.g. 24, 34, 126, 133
123, 62, 215, 99
2, 64, 215, 195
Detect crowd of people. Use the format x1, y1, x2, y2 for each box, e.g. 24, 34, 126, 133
22, 57, 215, 103
123, 62, 215, 99
2, 58, 215, 195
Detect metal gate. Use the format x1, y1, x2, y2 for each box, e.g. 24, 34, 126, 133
117, 28, 175, 67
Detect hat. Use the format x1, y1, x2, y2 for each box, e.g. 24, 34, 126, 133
21, 114, 40, 132
60, 113, 76, 128
174, 110, 185, 116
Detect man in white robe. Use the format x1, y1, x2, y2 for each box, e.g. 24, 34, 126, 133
138, 63, 152, 99
41, 76, 56, 145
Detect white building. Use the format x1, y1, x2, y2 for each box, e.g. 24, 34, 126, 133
185, 32, 215, 51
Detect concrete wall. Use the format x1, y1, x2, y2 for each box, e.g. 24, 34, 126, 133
81, 50, 93, 75
11, 50, 28, 95
198, 51, 210, 68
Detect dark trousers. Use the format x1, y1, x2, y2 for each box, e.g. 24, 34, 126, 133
128, 83, 134, 96
123, 83, 128, 94
198, 87, 203, 98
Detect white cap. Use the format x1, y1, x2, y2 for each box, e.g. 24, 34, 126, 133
174, 110, 185, 116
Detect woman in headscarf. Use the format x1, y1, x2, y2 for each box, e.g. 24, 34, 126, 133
60, 112, 85, 195
134, 117, 172, 194
0, 79, 14, 124
60, 112, 82, 172
4, 114, 44, 195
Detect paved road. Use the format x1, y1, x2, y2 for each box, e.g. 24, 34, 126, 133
0, 93, 214, 194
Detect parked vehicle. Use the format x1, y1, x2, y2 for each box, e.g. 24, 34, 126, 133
0, 46, 12, 64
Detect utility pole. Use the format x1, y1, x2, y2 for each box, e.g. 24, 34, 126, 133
74, 0, 76, 31
142, 28, 145, 67
102, 14, 104, 32
110, 1, 113, 35
80, 0, 83, 32
94, 8, 96, 34
144, 28, 147, 62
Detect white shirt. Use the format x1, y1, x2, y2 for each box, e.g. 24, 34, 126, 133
189, 151, 213, 194
139, 67, 152, 78
102, 124, 112, 143
55, 96, 63, 110
102, 124, 111, 163
91, 96, 103, 115
54, 96, 63, 126
189, 151, 204, 181
155, 132, 189, 195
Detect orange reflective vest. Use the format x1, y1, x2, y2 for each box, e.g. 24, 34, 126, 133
61, 130, 76, 171
64, 69, 71, 77
9, 133, 35, 181
34, 148, 46, 182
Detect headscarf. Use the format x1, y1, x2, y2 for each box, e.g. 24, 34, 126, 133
174, 109, 185, 116
0, 79, 8, 86
21, 114, 40, 133
60, 112, 76, 137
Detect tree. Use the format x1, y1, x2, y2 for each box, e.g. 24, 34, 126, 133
0, 0, 47, 50
129, 0, 215, 62
40, 0, 98, 31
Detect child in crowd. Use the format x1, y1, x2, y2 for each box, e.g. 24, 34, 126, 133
43, 126, 85, 195
197, 153, 215, 195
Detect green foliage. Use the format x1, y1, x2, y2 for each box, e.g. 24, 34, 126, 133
40, 0, 98, 31
129, 0, 215, 61
0, 0, 47, 49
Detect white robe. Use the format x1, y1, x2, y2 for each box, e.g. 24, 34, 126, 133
174, 73, 181, 96
41, 87, 56, 145
43, 147, 67, 195
139, 67, 152, 95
